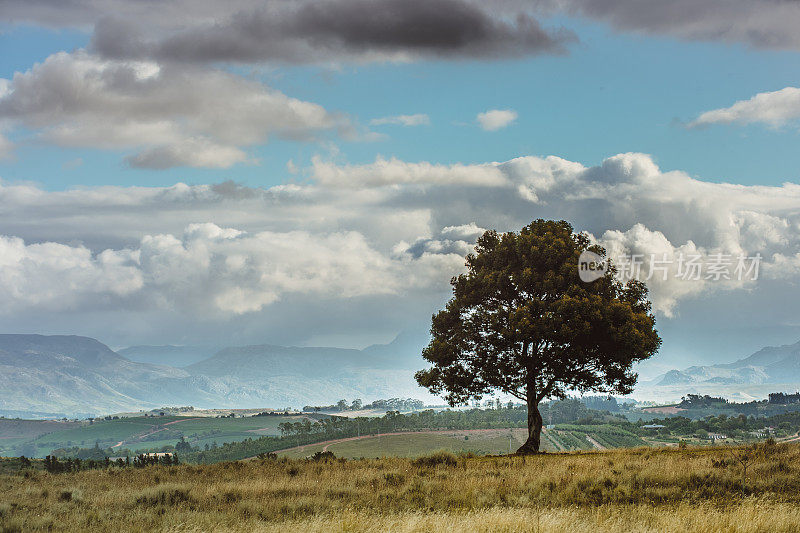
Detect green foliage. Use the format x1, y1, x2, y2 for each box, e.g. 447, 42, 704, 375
415, 219, 661, 452
309, 451, 336, 462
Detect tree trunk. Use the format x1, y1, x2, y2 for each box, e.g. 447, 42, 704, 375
516, 397, 543, 454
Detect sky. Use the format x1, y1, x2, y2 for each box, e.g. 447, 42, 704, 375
1, 0, 800, 376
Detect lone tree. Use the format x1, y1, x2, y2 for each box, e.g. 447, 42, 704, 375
415, 219, 661, 454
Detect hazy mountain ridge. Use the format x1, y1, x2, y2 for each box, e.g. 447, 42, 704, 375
635, 340, 800, 402
647, 340, 800, 387
118, 345, 218, 368
0, 333, 429, 417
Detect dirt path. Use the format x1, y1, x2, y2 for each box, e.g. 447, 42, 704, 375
585, 435, 606, 450
110, 417, 202, 449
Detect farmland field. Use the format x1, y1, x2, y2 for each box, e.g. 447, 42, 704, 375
276, 428, 542, 458
0, 415, 314, 457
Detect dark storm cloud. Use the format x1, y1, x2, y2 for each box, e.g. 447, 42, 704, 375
543, 0, 800, 50
5, 0, 800, 56
89, 0, 575, 64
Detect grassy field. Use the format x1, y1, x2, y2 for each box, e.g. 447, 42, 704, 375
276, 427, 647, 459
0, 415, 313, 457
3, 442, 800, 531
277, 429, 540, 458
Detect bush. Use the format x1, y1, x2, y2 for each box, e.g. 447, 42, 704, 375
135, 484, 193, 506
411, 451, 457, 468
58, 489, 83, 503
309, 451, 336, 462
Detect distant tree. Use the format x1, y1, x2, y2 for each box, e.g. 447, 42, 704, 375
336, 399, 349, 411
416, 219, 661, 454
175, 436, 193, 453
351, 399, 363, 410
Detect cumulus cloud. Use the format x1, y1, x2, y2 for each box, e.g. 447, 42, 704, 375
0, 51, 346, 169
477, 109, 518, 131
310, 155, 508, 188
370, 114, 430, 127
689, 87, 800, 128
0, 223, 444, 316
0, 235, 143, 312
3, 151, 800, 344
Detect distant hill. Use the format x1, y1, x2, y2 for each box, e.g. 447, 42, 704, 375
118, 345, 218, 367
0, 331, 432, 417
185, 333, 430, 407
0, 334, 225, 417
637, 339, 800, 402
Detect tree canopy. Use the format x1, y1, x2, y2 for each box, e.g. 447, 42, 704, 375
415, 219, 661, 453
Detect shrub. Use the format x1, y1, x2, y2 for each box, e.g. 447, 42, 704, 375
309, 451, 336, 462
58, 489, 83, 503
135, 484, 193, 506
411, 451, 457, 468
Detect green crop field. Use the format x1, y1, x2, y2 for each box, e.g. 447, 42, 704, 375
0, 415, 315, 457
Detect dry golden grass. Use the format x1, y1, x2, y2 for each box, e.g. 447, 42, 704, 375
3, 443, 800, 532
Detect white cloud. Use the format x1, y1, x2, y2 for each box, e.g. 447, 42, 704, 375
690, 87, 800, 128
370, 114, 430, 127
3, 151, 800, 345
0, 235, 143, 311
0, 224, 409, 316
0, 51, 347, 169
477, 109, 517, 131
310, 155, 508, 188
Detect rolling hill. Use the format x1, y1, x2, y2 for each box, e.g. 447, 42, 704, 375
0, 332, 430, 418
638, 340, 800, 401
117, 345, 218, 367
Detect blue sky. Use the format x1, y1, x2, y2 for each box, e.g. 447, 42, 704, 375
3, 16, 800, 190
2, 1, 800, 385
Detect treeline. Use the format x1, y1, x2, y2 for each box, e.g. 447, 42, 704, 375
302, 398, 426, 412
671, 393, 800, 418
639, 409, 800, 439
40, 453, 179, 473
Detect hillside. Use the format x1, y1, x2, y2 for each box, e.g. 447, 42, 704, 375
0, 333, 430, 417
637, 339, 800, 401
184, 338, 427, 407
0, 335, 223, 418
117, 345, 218, 368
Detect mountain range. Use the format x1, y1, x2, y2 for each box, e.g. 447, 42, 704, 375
636, 340, 800, 402
6, 332, 800, 418
0, 332, 431, 418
